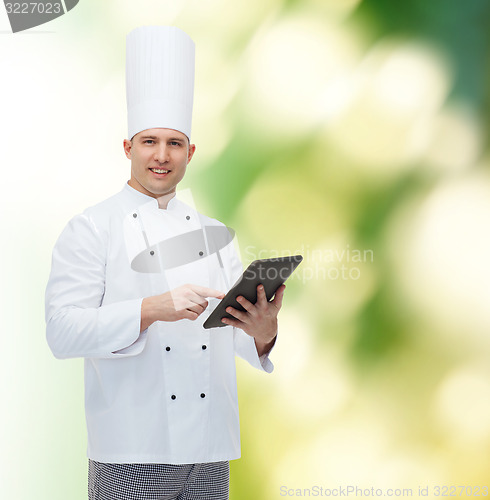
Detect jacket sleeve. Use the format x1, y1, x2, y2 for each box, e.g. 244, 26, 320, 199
225, 240, 275, 374
45, 213, 148, 360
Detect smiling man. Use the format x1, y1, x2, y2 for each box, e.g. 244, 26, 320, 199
45, 26, 283, 500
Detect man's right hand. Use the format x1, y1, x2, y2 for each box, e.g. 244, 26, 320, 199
140, 284, 225, 332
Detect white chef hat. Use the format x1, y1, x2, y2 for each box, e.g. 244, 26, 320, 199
126, 26, 195, 141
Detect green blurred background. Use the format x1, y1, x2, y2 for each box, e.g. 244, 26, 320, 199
2, 0, 490, 498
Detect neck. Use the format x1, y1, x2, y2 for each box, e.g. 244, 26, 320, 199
127, 180, 176, 209
156, 192, 176, 209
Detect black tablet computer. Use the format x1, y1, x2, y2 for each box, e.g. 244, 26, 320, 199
203, 255, 303, 329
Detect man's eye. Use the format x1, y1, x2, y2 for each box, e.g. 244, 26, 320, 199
144, 140, 155, 144
170, 141, 181, 146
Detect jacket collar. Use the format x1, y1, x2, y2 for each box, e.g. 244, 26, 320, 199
123, 182, 179, 211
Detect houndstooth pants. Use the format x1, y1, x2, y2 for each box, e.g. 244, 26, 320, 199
88, 459, 229, 500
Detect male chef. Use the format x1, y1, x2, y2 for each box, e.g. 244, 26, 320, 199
45, 25, 284, 500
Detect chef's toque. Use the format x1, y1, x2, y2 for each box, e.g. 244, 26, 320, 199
126, 26, 195, 141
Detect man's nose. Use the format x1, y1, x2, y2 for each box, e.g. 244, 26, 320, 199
154, 145, 169, 163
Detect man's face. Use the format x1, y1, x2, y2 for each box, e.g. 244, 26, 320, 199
124, 128, 196, 199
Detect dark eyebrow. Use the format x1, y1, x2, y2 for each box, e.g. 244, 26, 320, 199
139, 136, 184, 142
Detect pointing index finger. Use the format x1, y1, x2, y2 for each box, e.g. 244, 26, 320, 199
190, 284, 225, 299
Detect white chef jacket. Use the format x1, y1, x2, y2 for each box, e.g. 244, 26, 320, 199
45, 183, 274, 465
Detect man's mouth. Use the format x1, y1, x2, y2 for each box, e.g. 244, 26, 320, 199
150, 168, 171, 174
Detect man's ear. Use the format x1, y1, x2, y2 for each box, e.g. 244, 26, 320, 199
123, 139, 132, 159
187, 143, 196, 164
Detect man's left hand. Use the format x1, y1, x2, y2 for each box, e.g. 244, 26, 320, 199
221, 283, 286, 357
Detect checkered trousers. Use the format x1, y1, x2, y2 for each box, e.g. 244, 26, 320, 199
88, 459, 229, 500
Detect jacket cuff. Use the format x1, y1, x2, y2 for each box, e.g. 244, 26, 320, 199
97, 298, 147, 358
234, 328, 275, 374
